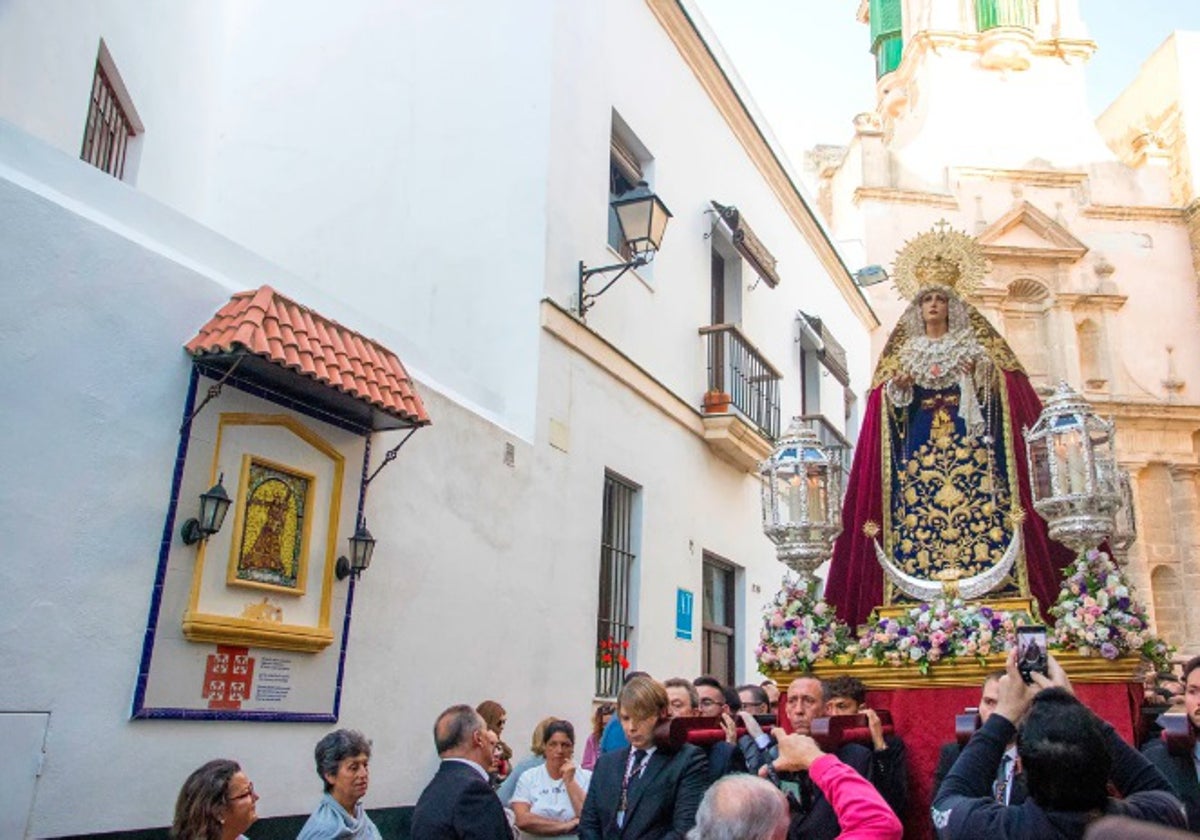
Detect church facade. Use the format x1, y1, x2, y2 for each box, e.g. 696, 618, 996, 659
815, 0, 1200, 651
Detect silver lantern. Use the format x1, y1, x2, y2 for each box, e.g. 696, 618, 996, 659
760, 418, 844, 581
1023, 381, 1121, 554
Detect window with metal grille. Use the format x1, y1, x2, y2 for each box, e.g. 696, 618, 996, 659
595, 471, 639, 698
80, 42, 141, 180
702, 555, 736, 686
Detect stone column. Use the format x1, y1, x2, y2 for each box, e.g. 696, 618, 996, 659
1169, 463, 1200, 651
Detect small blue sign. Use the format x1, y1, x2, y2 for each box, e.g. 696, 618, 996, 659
675, 588, 694, 641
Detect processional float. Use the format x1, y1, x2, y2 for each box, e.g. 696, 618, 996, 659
756, 222, 1166, 689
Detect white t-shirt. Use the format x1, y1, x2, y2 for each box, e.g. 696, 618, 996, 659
511, 763, 592, 839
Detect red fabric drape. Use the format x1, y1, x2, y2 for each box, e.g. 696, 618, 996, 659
826, 385, 887, 629
864, 681, 1141, 840
825, 372, 1075, 628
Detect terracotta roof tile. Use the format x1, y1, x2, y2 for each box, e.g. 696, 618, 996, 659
186, 285, 431, 427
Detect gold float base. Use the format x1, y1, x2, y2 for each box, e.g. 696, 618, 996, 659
766, 650, 1140, 690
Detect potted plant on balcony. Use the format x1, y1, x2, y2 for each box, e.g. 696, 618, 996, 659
703, 389, 732, 414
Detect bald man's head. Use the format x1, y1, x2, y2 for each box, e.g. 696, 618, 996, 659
687, 774, 789, 840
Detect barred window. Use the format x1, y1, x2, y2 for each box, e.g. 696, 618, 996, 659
80, 41, 141, 180
595, 471, 639, 698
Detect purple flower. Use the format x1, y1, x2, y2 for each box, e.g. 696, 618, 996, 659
920, 639, 933, 650
898, 627, 910, 637
981, 607, 994, 619
1100, 642, 1119, 660
1117, 598, 1130, 610
810, 641, 820, 653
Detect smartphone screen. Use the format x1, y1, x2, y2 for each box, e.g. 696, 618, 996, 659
1017, 625, 1048, 684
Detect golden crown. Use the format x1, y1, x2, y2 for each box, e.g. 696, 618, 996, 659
892, 220, 987, 300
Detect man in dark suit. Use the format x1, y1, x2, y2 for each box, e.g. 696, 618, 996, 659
933, 670, 1028, 806
412, 704, 513, 840
741, 676, 874, 840
580, 676, 708, 840
1142, 655, 1200, 830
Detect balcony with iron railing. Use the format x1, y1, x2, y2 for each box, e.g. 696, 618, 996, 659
698, 323, 782, 471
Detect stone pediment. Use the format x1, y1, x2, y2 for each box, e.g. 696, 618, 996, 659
977, 201, 1088, 262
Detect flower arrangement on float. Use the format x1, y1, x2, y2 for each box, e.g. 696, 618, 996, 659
756, 551, 1174, 675
756, 576, 856, 672
856, 599, 1034, 675
1049, 548, 1173, 670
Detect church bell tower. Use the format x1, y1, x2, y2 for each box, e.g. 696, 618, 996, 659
858, 0, 1111, 180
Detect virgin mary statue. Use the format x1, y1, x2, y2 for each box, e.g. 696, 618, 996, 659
826, 223, 1073, 628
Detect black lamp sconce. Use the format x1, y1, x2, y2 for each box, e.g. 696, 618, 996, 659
336, 521, 377, 581
180, 474, 233, 545
578, 181, 672, 320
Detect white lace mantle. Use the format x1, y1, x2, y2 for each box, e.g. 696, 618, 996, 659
898, 329, 982, 390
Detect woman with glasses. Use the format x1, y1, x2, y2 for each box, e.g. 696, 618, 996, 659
170, 759, 259, 840
511, 719, 592, 839
296, 729, 381, 839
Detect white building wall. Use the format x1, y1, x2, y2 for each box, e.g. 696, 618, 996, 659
543, 0, 871, 432
0, 1, 875, 834
1, 0, 555, 440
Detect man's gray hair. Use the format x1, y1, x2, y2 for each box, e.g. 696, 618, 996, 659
434, 704, 484, 755
687, 773, 789, 840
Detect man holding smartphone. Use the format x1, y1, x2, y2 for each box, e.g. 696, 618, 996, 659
932, 671, 1027, 806
931, 649, 1186, 838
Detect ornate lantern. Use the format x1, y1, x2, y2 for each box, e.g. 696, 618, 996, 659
760, 418, 844, 581
1109, 469, 1137, 563
1023, 381, 1121, 554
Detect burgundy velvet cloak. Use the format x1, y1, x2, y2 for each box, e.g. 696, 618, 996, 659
825, 369, 1075, 629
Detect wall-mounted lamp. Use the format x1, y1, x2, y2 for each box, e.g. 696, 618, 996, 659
336, 521, 377, 580
180, 474, 233, 545
578, 181, 672, 320
853, 265, 889, 287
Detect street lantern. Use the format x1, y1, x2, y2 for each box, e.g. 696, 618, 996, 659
336, 521, 377, 580
760, 418, 843, 582
578, 181, 673, 319
1023, 381, 1121, 554
180, 473, 232, 545
611, 180, 672, 257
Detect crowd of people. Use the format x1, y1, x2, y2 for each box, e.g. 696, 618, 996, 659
169, 654, 1200, 840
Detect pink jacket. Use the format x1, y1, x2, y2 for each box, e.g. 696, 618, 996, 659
809, 753, 903, 840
